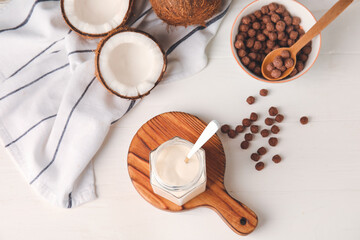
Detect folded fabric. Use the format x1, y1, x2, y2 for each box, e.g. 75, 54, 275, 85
0, 0, 231, 208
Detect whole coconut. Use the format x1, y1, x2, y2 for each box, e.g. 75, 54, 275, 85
150, 0, 222, 27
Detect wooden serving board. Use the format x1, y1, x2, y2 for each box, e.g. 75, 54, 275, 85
127, 112, 258, 235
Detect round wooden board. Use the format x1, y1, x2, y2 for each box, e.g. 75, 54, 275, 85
127, 112, 258, 235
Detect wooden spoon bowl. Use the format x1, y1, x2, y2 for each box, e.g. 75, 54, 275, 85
261, 47, 297, 81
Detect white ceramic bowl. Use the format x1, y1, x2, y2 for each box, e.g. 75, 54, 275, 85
231, 0, 321, 83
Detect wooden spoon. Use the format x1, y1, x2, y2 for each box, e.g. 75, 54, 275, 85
262, 0, 353, 81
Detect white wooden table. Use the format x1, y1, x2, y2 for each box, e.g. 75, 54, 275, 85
1, 0, 360, 239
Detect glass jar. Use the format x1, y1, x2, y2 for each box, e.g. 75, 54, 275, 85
149, 137, 207, 206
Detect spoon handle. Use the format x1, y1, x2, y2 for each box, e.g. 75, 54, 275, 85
291, 0, 353, 54
187, 120, 220, 159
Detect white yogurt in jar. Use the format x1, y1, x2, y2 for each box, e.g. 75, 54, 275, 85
150, 137, 206, 206
155, 144, 200, 187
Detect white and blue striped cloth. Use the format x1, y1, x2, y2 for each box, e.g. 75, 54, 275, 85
0, 0, 231, 208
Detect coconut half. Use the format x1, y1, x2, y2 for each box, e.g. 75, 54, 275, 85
95, 29, 167, 99
149, 0, 222, 27
60, 0, 133, 38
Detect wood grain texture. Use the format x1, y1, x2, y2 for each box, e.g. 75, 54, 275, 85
127, 112, 258, 235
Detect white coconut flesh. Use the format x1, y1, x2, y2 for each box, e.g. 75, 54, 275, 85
99, 32, 165, 98
63, 0, 130, 35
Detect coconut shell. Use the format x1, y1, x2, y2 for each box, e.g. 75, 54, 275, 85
95, 28, 167, 100
150, 0, 222, 26
60, 0, 134, 38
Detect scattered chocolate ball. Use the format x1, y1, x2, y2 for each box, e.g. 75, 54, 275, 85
265, 117, 274, 126
260, 129, 270, 137
300, 116, 309, 125
271, 125, 280, 134
257, 147, 267, 155
245, 133, 253, 141
247, 96, 255, 105
255, 162, 265, 171
250, 112, 258, 121
268, 106, 278, 116
259, 89, 268, 96
275, 114, 284, 123
242, 118, 252, 127
235, 125, 245, 133
269, 137, 278, 146
221, 124, 230, 133
250, 125, 259, 133
272, 154, 282, 163
228, 130, 237, 138
251, 153, 260, 161
241, 141, 250, 149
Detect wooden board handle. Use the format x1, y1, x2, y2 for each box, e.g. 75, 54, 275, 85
199, 185, 258, 235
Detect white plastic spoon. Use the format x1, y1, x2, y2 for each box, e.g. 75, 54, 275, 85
184, 120, 220, 163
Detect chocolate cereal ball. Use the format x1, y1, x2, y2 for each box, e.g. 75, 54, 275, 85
298, 53, 308, 62
266, 62, 275, 72
241, 56, 250, 66
241, 16, 251, 25
254, 41, 262, 50
284, 15, 292, 25
253, 22, 261, 30
289, 31, 299, 40
273, 56, 283, 69
284, 58, 294, 68
277, 31, 286, 41
248, 28, 256, 38
271, 13, 281, 23
268, 3, 278, 11
275, 21, 286, 32
239, 24, 250, 32
268, 32, 277, 41
296, 61, 305, 72
302, 46, 312, 55
234, 40, 245, 49
261, 5, 269, 14
292, 16, 301, 25
271, 69, 282, 78
280, 50, 290, 58
221, 124, 230, 133
238, 49, 247, 58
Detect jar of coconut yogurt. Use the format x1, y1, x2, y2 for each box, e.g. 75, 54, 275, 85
149, 137, 206, 206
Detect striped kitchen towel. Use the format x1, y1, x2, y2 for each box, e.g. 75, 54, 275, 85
0, 0, 231, 208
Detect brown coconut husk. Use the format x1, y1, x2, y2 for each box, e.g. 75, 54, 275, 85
95, 28, 167, 100
60, 0, 134, 39
149, 0, 222, 27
